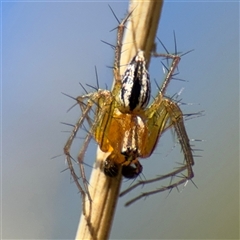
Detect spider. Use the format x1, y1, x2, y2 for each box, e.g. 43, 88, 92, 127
63, 8, 195, 210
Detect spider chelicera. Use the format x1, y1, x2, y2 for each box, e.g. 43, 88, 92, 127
63, 9, 196, 209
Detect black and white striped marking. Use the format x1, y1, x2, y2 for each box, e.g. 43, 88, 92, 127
119, 50, 151, 112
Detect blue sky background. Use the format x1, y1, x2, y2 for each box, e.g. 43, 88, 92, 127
2, 1, 239, 239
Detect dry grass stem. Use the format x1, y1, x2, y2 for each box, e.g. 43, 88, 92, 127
76, 1, 164, 239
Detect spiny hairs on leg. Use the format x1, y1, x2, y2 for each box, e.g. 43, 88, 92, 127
62, 6, 134, 215
152, 33, 194, 96
108, 5, 135, 75
63, 98, 96, 214
119, 34, 199, 207
119, 110, 195, 207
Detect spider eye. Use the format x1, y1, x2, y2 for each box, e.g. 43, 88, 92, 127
119, 50, 151, 112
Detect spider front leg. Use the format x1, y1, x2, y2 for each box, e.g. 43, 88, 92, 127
63, 96, 94, 214
63, 90, 113, 214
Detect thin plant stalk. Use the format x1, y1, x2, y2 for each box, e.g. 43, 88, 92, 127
76, 1, 164, 239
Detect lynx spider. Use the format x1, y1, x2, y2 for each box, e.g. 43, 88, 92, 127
63, 8, 196, 210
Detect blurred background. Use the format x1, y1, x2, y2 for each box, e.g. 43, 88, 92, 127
2, 1, 239, 239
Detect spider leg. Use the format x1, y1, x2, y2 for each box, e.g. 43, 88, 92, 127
152, 51, 181, 96
111, 5, 134, 73
122, 170, 189, 207
172, 107, 194, 178
78, 89, 119, 176
77, 129, 93, 202
111, 7, 135, 97
120, 99, 194, 206
119, 165, 186, 198
63, 97, 95, 214
140, 98, 174, 158
63, 90, 112, 211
